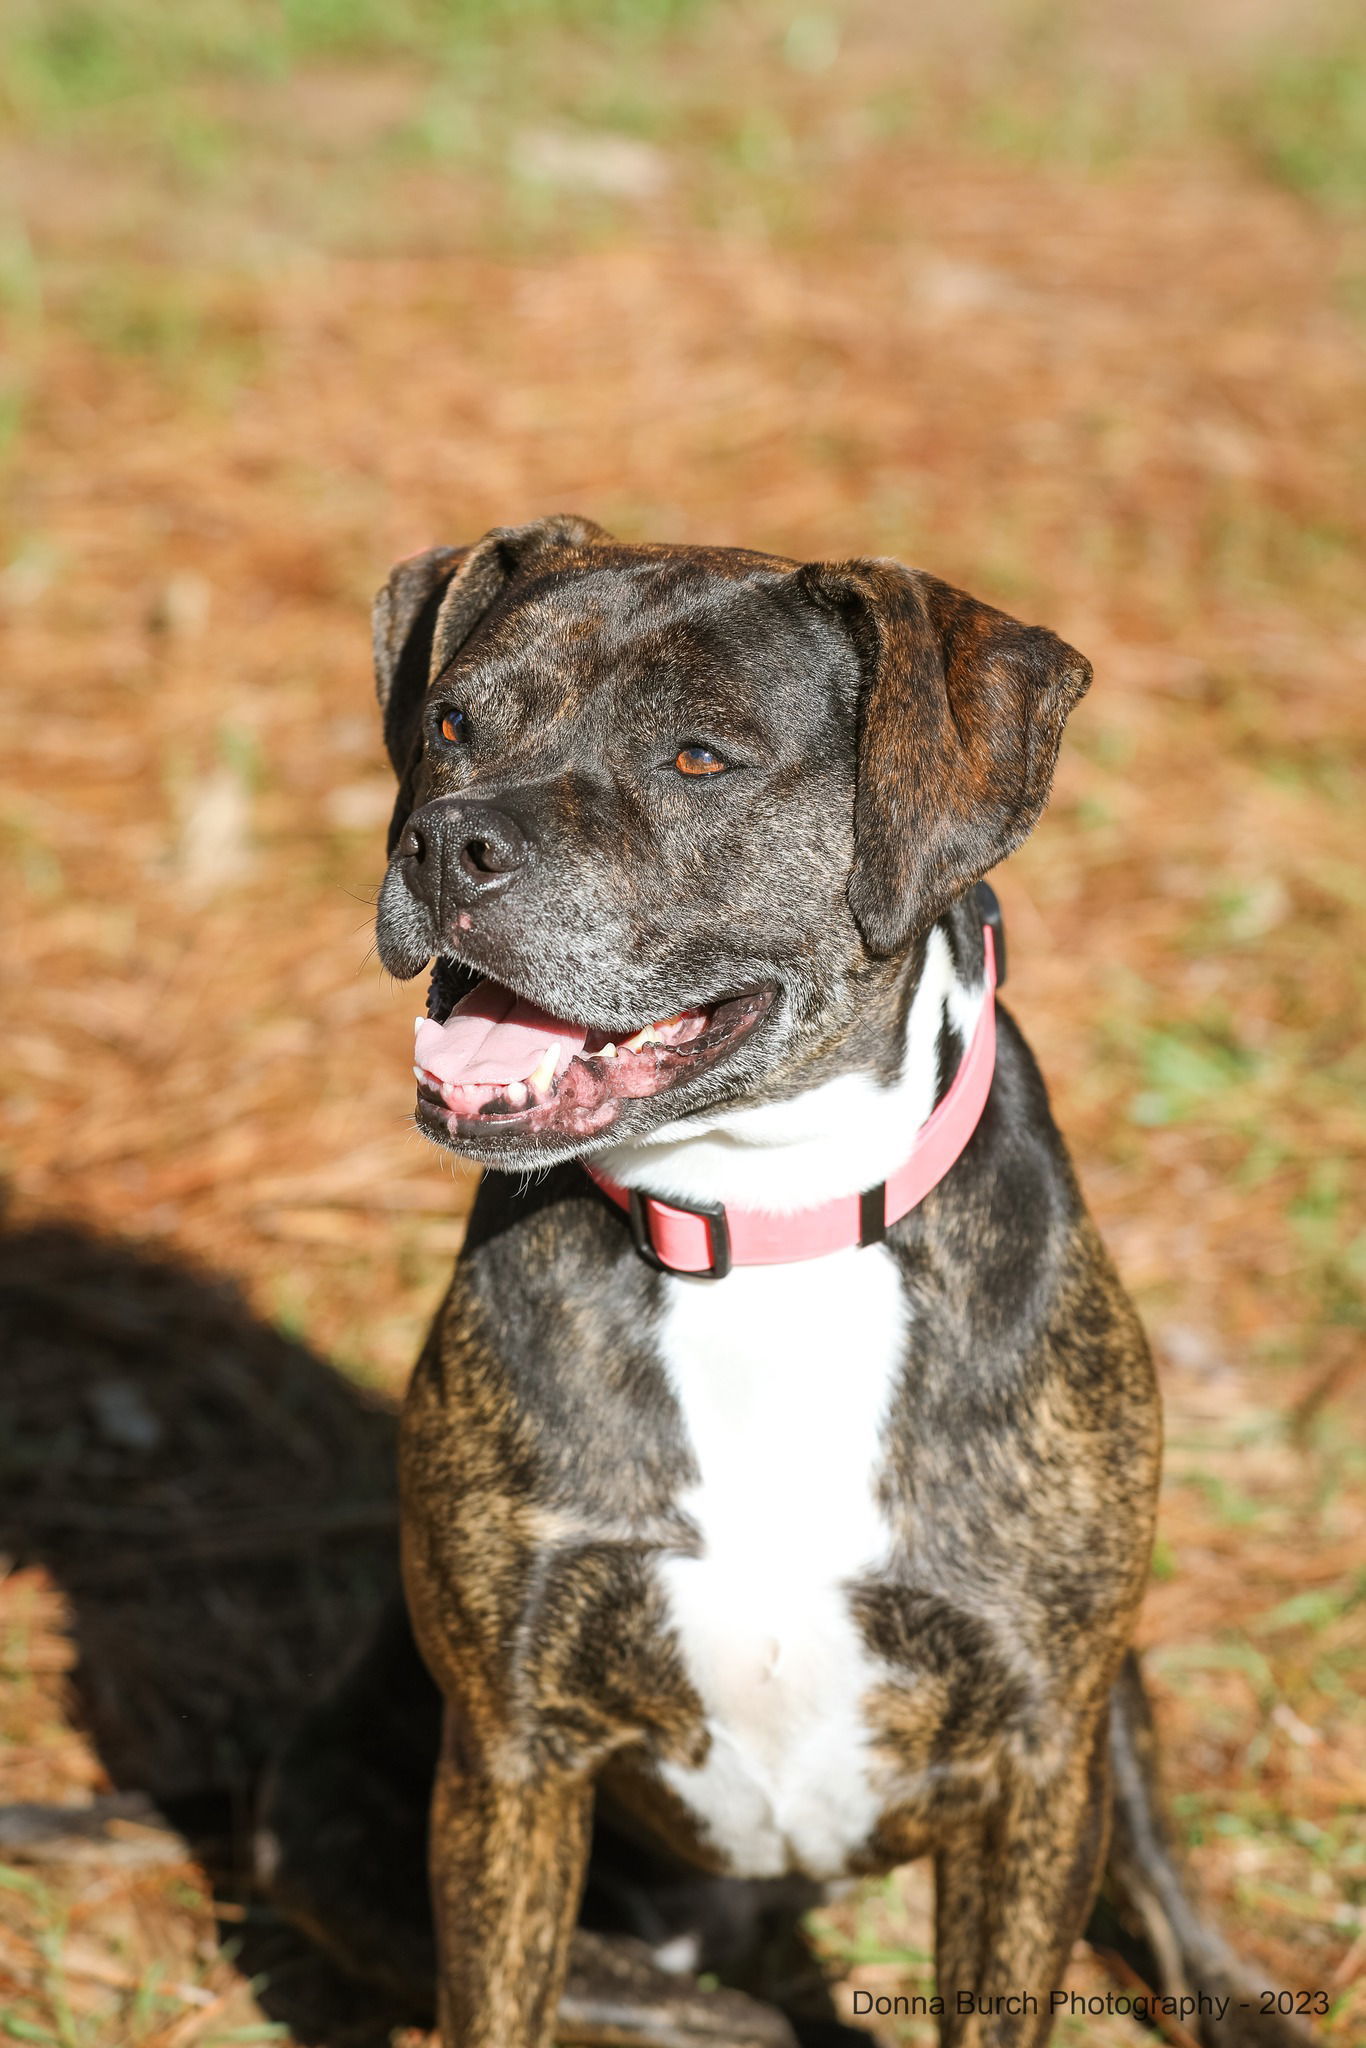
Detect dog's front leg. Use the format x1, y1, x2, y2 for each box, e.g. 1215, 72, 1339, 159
430, 1706, 593, 2048
935, 1717, 1109, 2048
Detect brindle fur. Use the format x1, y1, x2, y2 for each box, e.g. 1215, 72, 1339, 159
260, 519, 1316, 2048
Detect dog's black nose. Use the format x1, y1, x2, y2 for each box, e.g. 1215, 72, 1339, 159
398, 798, 530, 913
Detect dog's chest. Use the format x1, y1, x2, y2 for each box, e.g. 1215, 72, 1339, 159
652, 1248, 904, 1881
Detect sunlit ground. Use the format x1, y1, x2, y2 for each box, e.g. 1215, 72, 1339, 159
1, 1, 1363, 2041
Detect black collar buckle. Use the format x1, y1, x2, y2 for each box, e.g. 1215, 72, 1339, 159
627, 1188, 732, 1280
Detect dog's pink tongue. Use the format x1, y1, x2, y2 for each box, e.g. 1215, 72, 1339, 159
414, 982, 588, 1088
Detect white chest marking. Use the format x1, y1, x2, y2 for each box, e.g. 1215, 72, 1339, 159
595, 928, 984, 1214
654, 1249, 905, 1880
594, 929, 986, 1880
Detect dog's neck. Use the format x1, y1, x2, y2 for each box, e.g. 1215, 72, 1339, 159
594, 918, 989, 1215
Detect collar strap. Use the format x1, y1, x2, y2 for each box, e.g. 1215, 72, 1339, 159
585, 920, 998, 1279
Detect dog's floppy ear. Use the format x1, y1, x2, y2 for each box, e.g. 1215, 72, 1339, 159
800, 558, 1091, 955
371, 514, 610, 850
372, 545, 469, 777
426, 512, 611, 685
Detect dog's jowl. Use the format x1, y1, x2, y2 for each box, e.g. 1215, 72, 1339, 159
262, 517, 1317, 2048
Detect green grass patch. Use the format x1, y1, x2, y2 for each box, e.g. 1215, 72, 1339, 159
1183, 1471, 1268, 1531
66, 269, 264, 398
1151, 1634, 1276, 1700
1251, 1577, 1366, 1637
867, 13, 1366, 209
1222, 36, 1366, 213
1288, 1160, 1366, 1331
0, 0, 707, 128
203, 2029, 290, 2043
966, 68, 1194, 173
1200, 494, 1360, 608
1128, 1020, 1262, 1129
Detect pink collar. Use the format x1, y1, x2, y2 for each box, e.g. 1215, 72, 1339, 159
585, 922, 998, 1278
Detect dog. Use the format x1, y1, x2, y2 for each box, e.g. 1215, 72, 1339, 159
259, 515, 1319, 2048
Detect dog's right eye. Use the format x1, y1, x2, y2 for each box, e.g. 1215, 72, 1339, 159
437, 707, 469, 746
674, 745, 726, 777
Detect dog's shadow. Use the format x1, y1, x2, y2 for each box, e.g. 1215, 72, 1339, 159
0, 1203, 423, 2047
2, 1208, 1293, 2048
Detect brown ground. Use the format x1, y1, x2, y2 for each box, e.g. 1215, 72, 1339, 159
1, 2, 1363, 2043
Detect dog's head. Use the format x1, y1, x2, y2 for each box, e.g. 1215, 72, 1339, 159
372, 515, 1089, 1169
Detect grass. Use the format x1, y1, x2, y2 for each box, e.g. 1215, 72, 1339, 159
1, 0, 1363, 303
0, 0, 1363, 2040
0, 0, 707, 122
1128, 1020, 1264, 1130
1222, 35, 1366, 213
67, 272, 263, 399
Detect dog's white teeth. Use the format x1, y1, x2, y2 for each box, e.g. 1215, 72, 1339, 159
413, 1065, 427, 1083
621, 1011, 693, 1052
526, 1045, 561, 1096
504, 1081, 529, 1108
598, 1042, 618, 1060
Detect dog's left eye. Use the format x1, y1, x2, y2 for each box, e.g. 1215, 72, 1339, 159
674, 746, 726, 777
437, 707, 469, 746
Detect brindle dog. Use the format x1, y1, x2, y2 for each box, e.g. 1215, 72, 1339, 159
259, 516, 1316, 2048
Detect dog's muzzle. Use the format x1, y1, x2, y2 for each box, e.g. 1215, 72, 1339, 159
396, 797, 531, 920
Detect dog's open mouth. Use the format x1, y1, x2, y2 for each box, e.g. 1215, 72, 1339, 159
412, 973, 774, 1143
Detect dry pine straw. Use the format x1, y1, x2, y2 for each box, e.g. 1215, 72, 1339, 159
1, 27, 1364, 2046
